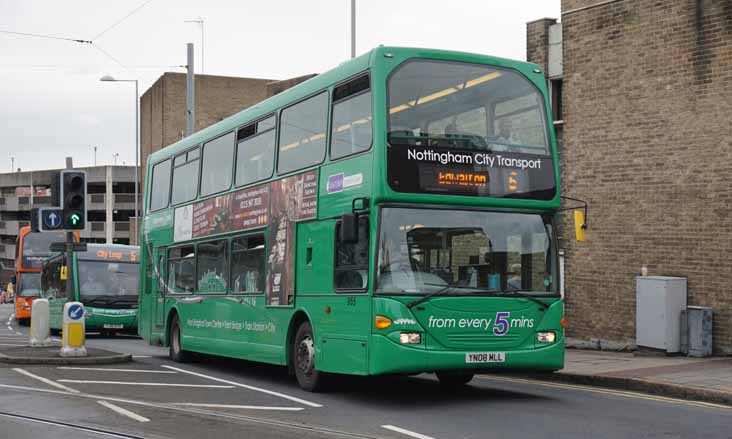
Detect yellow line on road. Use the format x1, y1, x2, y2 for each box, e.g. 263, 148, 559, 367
478, 375, 731, 410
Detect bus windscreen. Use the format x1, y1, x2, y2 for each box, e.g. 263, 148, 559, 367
78, 261, 139, 297
21, 231, 66, 269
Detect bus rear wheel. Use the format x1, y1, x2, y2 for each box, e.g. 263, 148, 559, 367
169, 315, 192, 363
436, 372, 474, 387
293, 321, 324, 392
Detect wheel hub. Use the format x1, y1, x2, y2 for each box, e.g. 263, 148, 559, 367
296, 336, 314, 375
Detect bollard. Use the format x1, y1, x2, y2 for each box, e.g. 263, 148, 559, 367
60, 301, 87, 357
29, 299, 53, 347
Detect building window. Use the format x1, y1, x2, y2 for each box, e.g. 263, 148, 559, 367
235, 115, 276, 187
200, 132, 236, 197
171, 148, 200, 205
277, 92, 328, 175
331, 75, 372, 160
230, 234, 265, 294
550, 78, 563, 122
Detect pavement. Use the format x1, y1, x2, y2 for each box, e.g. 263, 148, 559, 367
502, 348, 732, 406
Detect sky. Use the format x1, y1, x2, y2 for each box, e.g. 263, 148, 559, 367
0, 0, 560, 173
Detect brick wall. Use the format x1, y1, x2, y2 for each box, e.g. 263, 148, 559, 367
527, 18, 558, 72
557, 0, 732, 353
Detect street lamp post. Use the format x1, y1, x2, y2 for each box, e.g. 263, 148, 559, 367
100, 75, 139, 223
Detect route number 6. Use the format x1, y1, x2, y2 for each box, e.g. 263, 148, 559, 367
493, 312, 510, 336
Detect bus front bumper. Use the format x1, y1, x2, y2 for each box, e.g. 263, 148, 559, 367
85, 310, 138, 333
369, 334, 564, 375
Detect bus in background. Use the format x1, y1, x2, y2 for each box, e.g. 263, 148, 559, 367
139, 47, 570, 391
14, 227, 71, 323
42, 244, 139, 335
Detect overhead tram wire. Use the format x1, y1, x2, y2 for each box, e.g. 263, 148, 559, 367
0, 29, 91, 44
92, 0, 155, 41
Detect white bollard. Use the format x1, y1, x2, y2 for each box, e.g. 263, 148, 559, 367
60, 302, 87, 357
29, 299, 53, 347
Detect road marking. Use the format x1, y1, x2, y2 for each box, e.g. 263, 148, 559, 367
97, 400, 151, 423
478, 375, 732, 410
57, 380, 234, 388
131, 355, 151, 358
13, 368, 81, 394
0, 412, 143, 439
0, 383, 372, 438
162, 364, 323, 408
382, 425, 436, 439
168, 402, 304, 411
58, 367, 177, 374
0, 343, 27, 346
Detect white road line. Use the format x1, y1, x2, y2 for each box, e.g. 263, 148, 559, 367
57, 367, 177, 374
162, 365, 323, 408
382, 425, 436, 439
97, 400, 151, 423
168, 403, 304, 411
131, 355, 151, 358
13, 368, 81, 394
57, 380, 234, 388
0, 343, 26, 346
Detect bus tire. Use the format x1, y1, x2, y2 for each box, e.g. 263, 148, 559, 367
293, 321, 324, 392
436, 372, 474, 387
169, 315, 192, 363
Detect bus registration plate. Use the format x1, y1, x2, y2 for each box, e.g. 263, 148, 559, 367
103, 324, 124, 329
465, 352, 505, 363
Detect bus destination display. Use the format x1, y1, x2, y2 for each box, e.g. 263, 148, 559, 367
387, 145, 556, 199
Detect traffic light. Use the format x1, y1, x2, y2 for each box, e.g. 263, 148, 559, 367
61, 170, 86, 230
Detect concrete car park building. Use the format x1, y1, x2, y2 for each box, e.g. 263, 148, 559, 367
528, 0, 732, 353
0, 165, 137, 285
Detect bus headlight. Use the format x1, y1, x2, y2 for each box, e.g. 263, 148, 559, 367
537, 331, 556, 343
399, 332, 421, 344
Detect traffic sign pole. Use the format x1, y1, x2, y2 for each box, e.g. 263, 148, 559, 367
65, 231, 73, 300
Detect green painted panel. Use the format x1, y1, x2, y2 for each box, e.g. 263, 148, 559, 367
296, 220, 335, 294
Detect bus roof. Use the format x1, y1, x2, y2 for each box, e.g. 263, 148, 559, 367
146, 46, 542, 168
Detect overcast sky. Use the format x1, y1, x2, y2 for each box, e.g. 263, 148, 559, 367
0, 0, 559, 173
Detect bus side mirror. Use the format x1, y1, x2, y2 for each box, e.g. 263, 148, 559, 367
340, 213, 359, 244
574, 210, 586, 242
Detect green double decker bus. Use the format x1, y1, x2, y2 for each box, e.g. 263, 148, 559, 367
42, 244, 139, 335
139, 47, 565, 391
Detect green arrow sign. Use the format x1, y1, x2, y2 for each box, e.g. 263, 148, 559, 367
70, 214, 81, 225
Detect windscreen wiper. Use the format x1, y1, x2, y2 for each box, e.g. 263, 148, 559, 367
406, 285, 456, 309
499, 290, 551, 309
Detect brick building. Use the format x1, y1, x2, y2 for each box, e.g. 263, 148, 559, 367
140, 72, 316, 192
528, 0, 732, 353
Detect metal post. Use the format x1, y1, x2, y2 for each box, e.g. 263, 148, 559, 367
66, 232, 73, 295
186, 43, 195, 136
351, 0, 356, 58
134, 79, 139, 223
11, 156, 14, 172
93, 146, 97, 166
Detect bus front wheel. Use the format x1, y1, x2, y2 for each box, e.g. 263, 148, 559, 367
293, 321, 323, 392
169, 315, 192, 363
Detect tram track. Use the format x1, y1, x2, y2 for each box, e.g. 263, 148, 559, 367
0, 411, 144, 439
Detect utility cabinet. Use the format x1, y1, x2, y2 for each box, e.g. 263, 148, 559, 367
681, 306, 713, 357
636, 276, 687, 353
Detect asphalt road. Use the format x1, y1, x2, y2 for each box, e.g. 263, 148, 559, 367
0, 303, 730, 439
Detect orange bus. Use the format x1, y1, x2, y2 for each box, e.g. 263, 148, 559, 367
14, 227, 77, 323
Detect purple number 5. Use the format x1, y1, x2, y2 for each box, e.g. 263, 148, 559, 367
493, 312, 510, 336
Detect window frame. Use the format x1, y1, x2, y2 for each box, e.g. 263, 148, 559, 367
195, 237, 229, 294
166, 244, 197, 295
149, 158, 172, 212
329, 72, 373, 162
170, 146, 202, 207
199, 131, 236, 198
234, 113, 277, 188
276, 90, 330, 176
229, 232, 267, 296
333, 215, 370, 294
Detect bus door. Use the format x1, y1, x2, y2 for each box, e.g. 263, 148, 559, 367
153, 248, 166, 329
42, 254, 68, 329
